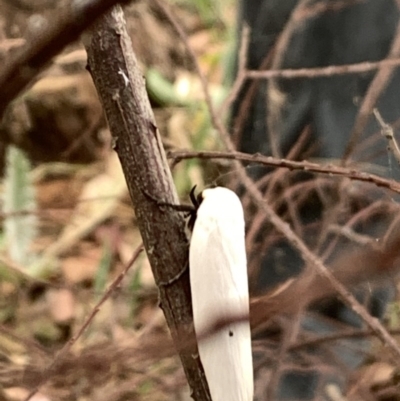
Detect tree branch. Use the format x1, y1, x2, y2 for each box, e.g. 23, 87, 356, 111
84, 6, 211, 401
169, 149, 400, 195
0, 0, 132, 118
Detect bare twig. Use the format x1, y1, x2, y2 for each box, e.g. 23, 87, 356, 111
245, 58, 400, 80
266, 0, 314, 157
374, 108, 400, 165
168, 150, 400, 195
300, 0, 365, 19
344, 18, 400, 160
231, 49, 274, 149
289, 326, 400, 351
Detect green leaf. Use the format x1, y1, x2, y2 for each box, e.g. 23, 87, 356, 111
3, 145, 37, 267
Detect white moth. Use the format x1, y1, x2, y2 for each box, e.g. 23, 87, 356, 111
189, 187, 253, 401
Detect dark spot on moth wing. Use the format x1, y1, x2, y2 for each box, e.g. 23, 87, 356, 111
229, 330, 233, 337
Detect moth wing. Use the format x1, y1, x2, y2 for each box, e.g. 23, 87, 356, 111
190, 213, 253, 401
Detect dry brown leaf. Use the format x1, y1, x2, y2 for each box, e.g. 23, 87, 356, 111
46, 288, 75, 323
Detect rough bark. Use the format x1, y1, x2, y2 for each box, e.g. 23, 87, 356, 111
84, 6, 211, 401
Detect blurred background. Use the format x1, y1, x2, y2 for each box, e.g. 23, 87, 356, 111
0, 0, 400, 400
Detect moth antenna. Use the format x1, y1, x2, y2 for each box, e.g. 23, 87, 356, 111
189, 185, 198, 208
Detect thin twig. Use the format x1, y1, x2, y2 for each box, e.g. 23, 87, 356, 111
168, 149, 400, 195
299, 0, 365, 19
344, 18, 400, 160
231, 45, 274, 149
289, 326, 400, 351
245, 57, 400, 80
266, 0, 314, 158
374, 108, 400, 165
328, 224, 374, 246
